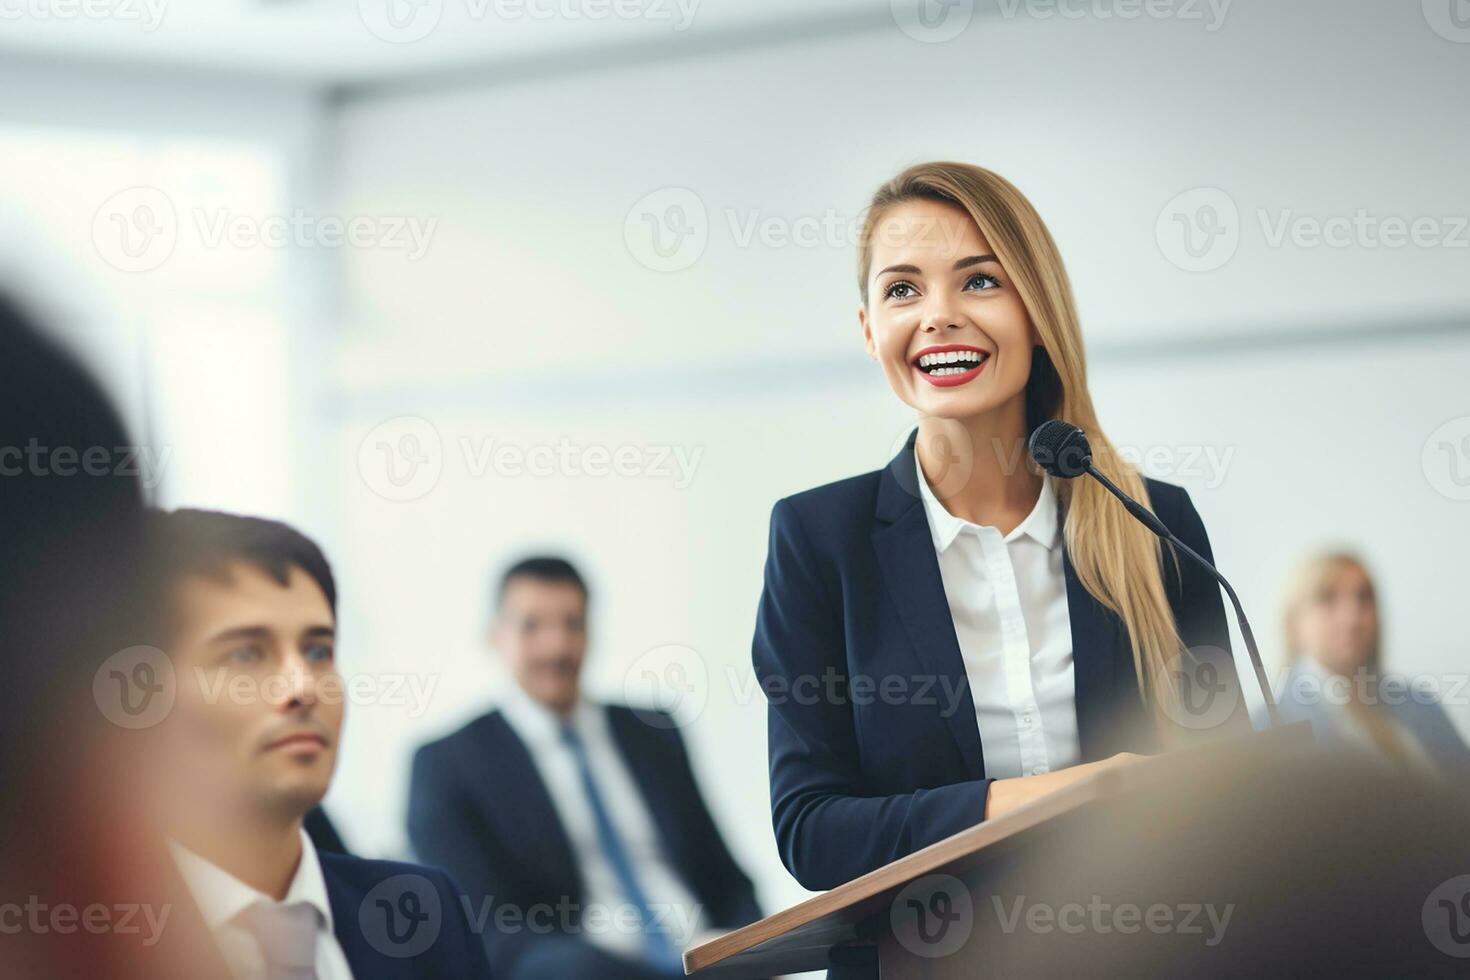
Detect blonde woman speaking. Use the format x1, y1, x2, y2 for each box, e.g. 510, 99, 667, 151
751, 163, 1250, 921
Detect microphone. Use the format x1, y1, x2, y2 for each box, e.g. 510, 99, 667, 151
1028, 420, 1281, 727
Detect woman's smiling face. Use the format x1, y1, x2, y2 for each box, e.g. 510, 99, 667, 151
860, 197, 1037, 421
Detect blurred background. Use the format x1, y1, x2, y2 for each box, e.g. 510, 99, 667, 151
2, 0, 1468, 919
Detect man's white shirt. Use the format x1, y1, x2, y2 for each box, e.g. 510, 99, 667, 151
498, 683, 704, 958
169, 829, 353, 980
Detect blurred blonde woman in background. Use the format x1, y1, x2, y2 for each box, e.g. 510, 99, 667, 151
1276, 550, 1469, 778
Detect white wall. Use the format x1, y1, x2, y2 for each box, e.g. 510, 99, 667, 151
0, 55, 330, 522
323, 0, 1470, 918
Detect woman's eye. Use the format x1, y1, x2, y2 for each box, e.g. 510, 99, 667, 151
964, 272, 1001, 291
884, 281, 918, 300
304, 644, 334, 664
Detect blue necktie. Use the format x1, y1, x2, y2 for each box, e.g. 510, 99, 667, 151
560, 722, 684, 976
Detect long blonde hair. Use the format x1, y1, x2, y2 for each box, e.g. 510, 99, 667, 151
858, 162, 1184, 718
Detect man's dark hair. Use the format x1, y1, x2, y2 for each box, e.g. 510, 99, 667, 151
495, 555, 588, 610
151, 508, 337, 614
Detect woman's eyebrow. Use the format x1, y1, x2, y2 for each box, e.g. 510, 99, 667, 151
875, 254, 999, 279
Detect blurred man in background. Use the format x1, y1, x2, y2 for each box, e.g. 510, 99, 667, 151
149, 510, 492, 979
409, 556, 761, 979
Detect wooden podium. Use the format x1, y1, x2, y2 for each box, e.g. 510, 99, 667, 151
684, 724, 1316, 979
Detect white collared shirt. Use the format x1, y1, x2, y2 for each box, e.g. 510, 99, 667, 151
169, 829, 354, 980
915, 445, 1080, 779
498, 684, 705, 959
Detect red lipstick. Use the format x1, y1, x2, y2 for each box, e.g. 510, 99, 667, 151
910, 344, 990, 388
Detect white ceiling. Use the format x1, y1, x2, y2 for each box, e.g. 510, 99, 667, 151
0, 0, 885, 86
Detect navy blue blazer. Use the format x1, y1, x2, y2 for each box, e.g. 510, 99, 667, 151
408, 703, 762, 979
319, 852, 493, 979
753, 432, 1248, 895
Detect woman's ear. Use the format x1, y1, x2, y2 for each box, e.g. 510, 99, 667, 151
859, 305, 878, 361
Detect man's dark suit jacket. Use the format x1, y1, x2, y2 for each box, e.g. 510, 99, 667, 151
320, 852, 493, 979
305, 806, 350, 855
408, 703, 762, 979
752, 432, 1248, 978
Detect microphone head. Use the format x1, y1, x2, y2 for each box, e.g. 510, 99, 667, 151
1028, 420, 1093, 478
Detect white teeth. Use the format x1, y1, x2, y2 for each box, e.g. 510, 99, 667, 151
917, 350, 987, 369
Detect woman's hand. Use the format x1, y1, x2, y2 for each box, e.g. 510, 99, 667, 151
984, 752, 1145, 821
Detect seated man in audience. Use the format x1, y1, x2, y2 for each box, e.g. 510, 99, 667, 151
409, 557, 762, 979
150, 509, 492, 980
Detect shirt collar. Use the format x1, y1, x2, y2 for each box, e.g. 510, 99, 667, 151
168, 828, 334, 935
499, 681, 596, 748
914, 442, 1062, 553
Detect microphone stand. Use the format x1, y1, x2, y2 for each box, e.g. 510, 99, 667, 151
1085, 464, 1283, 728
